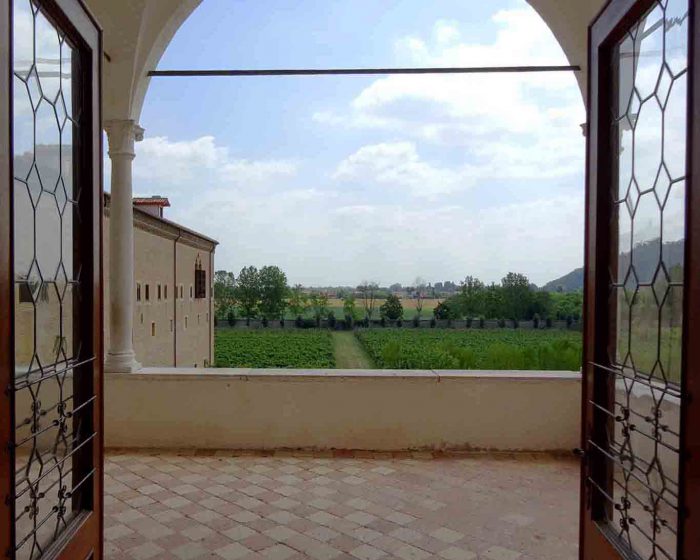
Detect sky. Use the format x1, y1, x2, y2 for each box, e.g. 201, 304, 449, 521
113, 0, 587, 287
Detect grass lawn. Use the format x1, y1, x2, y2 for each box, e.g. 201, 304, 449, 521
331, 332, 373, 369
355, 328, 582, 371
215, 329, 334, 368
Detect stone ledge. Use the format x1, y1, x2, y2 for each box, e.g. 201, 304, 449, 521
111, 367, 581, 382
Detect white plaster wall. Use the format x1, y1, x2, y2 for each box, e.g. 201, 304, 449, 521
104, 369, 582, 451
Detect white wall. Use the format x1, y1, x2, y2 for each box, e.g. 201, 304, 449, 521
104, 369, 582, 451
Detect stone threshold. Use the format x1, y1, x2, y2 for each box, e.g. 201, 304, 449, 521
112, 367, 581, 381
105, 447, 577, 461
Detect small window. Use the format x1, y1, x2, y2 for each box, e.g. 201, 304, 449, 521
170, 319, 174, 332
184, 316, 188, 329
157, 284, 162, 300
151, 322, 156, 337
136, 283, 142, 302
164, 285, 168, 300
179, 285, 184, 299
195, 256, 207, 299
145, 284, 150, 301
189, 285, 193, 299
197, 314, 201, 325
140, 313, 144, 324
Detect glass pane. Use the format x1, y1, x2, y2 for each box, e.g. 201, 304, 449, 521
12, 1, 85, 557
603, 1, 688, 558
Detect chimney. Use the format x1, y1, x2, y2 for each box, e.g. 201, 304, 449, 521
133, 195, 171, 218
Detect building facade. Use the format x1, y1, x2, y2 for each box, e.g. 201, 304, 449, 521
104, 194, 217, 367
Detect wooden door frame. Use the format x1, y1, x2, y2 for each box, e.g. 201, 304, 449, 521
679, 1, 700, 558
582, 0, 700, 558
0, 0, 16, 558
0, 0, 104, 558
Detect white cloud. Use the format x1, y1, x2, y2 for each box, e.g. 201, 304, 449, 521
333, 141, 476, 197
130, 135, 298, 187
125, 3, 588, 287
315, 5, 586, 181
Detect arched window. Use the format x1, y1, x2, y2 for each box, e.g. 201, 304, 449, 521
194, 255, 206, 299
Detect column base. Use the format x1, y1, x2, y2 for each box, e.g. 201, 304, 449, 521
104, 351, 142, 373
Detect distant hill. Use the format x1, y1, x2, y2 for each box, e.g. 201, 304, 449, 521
542, 267, 584, 293
542, 239, 684, 292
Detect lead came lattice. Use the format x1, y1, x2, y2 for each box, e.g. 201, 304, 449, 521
589, 1, 689, 559
11, 1, 95, 558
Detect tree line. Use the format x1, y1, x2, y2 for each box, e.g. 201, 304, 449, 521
437, 273, 581, 322
215, 267, 583, 326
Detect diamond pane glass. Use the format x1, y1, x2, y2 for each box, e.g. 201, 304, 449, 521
601, 2, 688, 558
12, 1, 89, 557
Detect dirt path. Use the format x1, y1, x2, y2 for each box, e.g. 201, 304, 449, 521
332, 331, 373, 369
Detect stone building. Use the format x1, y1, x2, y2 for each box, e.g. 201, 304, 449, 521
104, 193, 217, 367
13, 155, 217, 370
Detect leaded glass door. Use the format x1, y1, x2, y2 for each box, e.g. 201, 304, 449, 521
1, 0, 103, 558
582, 1, 699, 559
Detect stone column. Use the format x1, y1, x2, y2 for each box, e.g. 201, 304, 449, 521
104, 120, 144, 373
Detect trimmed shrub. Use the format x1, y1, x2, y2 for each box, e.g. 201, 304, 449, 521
479, 317, 485, 329
261, 317, 269, 328
546, 317, 553, 328
327, 312, 337, 329
533, 314, 540, 329
380, 316, 387, 328
512, 318, 519, 329
412, 315, 420, 328
227, 311, 236, 327
396, 318, 403, 328
280, 318, 285, 328
430, 318, 437, 328
295, 315, 303, 328
466, 317, 473, 329
344, 314, 354, 330
498, 318, 506, 328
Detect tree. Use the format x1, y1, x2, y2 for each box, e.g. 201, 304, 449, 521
357, 281, 379, 320
501, 272, 531, 320
529, 290, 553, 320
213, 270, 236, 319
380, 294, 404, 321
551, 291, 583, 320
343, 294, 358, 319
459, 275, 485, 317
287, 284, 309, 317
433, 301, 457, 320
234, 266, 260, 324
483, 283, 504, 319
258, 266, 289, 319
413, 277, 427, 316
309, 292, 330, 323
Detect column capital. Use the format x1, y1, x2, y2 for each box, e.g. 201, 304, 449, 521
105, 119, 145, 158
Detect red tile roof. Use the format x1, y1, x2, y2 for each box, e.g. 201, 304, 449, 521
133, 196, 171, 207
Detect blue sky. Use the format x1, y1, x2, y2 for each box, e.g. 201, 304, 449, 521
127, 0, 587, 287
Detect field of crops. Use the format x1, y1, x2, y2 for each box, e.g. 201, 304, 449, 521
355, 329, 582, 371
215, 330, 335, 368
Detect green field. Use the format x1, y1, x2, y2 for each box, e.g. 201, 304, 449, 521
215, 328, 583, 370
215, 330, 335, 368
355, 329, 582, 371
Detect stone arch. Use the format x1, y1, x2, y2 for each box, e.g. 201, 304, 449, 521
85, 0, 605, 124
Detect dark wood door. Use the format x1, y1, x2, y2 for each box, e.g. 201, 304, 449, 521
581, 0, 699, 559
1, 0, 103, 558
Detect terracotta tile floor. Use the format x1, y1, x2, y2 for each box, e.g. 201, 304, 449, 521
104, 451, 579, 560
